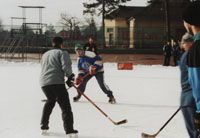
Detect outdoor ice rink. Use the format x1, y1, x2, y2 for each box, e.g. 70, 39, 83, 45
0, 60, 190, 138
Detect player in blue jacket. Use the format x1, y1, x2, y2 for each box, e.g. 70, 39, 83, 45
182, 1, 200, 132
73, 43, 116, 104
179, 33, 198, 138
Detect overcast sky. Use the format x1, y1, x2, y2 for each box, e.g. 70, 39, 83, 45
0, 0, 147, 26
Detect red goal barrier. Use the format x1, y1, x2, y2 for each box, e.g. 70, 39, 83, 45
117, 63, 133, 70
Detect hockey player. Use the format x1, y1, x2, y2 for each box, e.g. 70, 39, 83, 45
179, 33, 199, 138
73, 43, 116, 104
40, 37, 78, 137
182, 1, 200, 133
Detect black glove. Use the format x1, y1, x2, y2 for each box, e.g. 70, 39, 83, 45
66, 73, 75, 87
194, 112, 200, 132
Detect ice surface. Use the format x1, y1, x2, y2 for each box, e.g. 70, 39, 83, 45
0, 62, 188, 138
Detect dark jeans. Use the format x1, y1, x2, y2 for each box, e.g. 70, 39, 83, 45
77, 72, 113, 97
163, 55, 171, 66
173, 55, 178, 66
181, 92, 199, 138
41, 84, 74, 134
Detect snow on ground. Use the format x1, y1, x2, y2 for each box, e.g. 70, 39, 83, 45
0, 61, 189, 138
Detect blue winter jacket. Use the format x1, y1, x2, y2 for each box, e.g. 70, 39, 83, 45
77, 55, 104, 76
187, 32, 200, 112
179, 51, 192, 93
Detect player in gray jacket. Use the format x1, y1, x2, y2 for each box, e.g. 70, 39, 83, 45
40, 37, 78, 136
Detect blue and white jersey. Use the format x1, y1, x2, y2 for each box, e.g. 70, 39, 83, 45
77, 55, 104, 75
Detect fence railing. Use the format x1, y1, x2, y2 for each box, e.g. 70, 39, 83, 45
0, 24, 183, 51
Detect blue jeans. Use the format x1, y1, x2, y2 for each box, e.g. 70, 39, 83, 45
77, 72, 113, 97
181, 92, 199, 138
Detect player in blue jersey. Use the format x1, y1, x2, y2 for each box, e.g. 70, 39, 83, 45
73, 43, 116, 104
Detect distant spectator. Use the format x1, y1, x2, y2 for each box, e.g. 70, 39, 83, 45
84, 37, 98, 55
172, 41, 181, 66
163, 41, 172, 66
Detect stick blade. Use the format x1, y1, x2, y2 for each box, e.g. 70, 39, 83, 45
141, 132, 156, 138
115, 119, 128, 125
41, 99, 47, 102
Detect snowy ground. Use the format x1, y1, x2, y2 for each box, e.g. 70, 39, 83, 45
0, 61, 189, 138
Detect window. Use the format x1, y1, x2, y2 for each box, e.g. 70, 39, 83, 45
107, 28, 113, 33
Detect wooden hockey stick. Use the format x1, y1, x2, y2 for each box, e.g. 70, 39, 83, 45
73, 84, 127, 125
141, 107, 181, 138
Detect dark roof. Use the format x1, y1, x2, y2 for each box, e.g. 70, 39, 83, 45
106, 1, 191, 20
105, 6, 145, 19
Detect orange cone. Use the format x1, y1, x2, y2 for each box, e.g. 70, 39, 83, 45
117, 63, 133, 70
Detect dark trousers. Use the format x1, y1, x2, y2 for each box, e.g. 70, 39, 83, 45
41, 84, 74, 134
181, 92, 199, 138
173, 55, 178, 66
78, 72, 113, 97
163, 55, 171, 66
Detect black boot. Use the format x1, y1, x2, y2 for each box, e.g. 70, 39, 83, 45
66, 129, 78, 134
66, 129, 78, 138
108, 95, 116, 104
40, 124, 49, 130
73, 95, 81, 102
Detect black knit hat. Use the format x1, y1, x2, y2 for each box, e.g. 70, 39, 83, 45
182, 1, 200, 27
52, 37, 63, 46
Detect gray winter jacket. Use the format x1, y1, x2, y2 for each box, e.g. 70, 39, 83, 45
40, 49, 73, 87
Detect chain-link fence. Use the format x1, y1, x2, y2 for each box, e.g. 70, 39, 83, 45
0, 24, 184, 55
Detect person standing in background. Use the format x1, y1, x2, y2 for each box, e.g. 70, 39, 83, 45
172, 41, 180, 66
163, 41, 172, 66
84, 37, 98, 55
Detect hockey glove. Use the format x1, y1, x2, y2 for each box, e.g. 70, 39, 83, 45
66, 73, 75, 87
89, 65, 97, 75
194, 112, 200, 132
75, 75, 83, 86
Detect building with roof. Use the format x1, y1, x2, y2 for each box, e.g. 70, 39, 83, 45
105, 0, 190, 49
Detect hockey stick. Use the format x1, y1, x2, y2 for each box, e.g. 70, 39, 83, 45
73, 84, 127, 125
141, 107, 181, 138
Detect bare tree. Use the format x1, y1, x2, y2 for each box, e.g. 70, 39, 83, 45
60, 13, 81, 39
45, 23, 56, 37
60, 13, 80, 31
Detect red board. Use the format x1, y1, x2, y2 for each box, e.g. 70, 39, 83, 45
117, 63, 133, 70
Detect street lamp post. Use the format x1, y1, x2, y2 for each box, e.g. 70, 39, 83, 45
164, 0, 171, 42
102, 0, 106, 48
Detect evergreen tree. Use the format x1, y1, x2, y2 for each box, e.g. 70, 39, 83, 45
83, 18, 97, 39
83, 0, 131, 15
147, 0, 191, 5
83, 0, 131, 47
